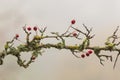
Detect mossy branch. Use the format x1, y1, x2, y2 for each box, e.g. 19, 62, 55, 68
0, 20, 120, 69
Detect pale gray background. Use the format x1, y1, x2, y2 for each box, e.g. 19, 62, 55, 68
0, 0, 120, 80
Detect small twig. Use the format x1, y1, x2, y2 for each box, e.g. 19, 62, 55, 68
113, 52, 120, 69
111, 26, 119, 43
100, 55, 112, 61
71, 50, 80, 58
71, 26, 86, 35
113, 26, 119, 36
62, 25, 72, 35
23, 25, 31, 44
71, 25, 95, 39
83, 24, 90, 34
100, 59, 104, 66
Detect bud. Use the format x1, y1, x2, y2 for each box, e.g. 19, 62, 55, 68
33, 26, 37, 31
86, 53, 90, 56
71, 19, 76, 24
88, 50, 93, 54
27, 27, 31, 31
73, 32, 77, 37
15, 34, 19, 39
81, 54, 85, 58
31, 56, 36, 60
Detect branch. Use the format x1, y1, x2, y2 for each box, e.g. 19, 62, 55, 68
0, 20, 120, 69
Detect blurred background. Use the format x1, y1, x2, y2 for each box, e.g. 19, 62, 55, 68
0, 0, 120, 80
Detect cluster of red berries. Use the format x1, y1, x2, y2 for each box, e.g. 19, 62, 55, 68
27, 26, 38, 31
71, 19, 93, 58
81, 50, 93, 58
15, 26, 38, 40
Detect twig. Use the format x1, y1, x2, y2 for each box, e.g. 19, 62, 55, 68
113, 52, 120, 69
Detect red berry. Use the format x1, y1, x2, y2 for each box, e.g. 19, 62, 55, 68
33, 26, 37, 31
31, 56, 36, 60
88, 50, 93, 54
86, 53, 90, 56
71, 19, 76, 24
73, 32, 77, 37
81, 54, 85, 58
27, 27, 31, 31
15, 34, 19, 39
